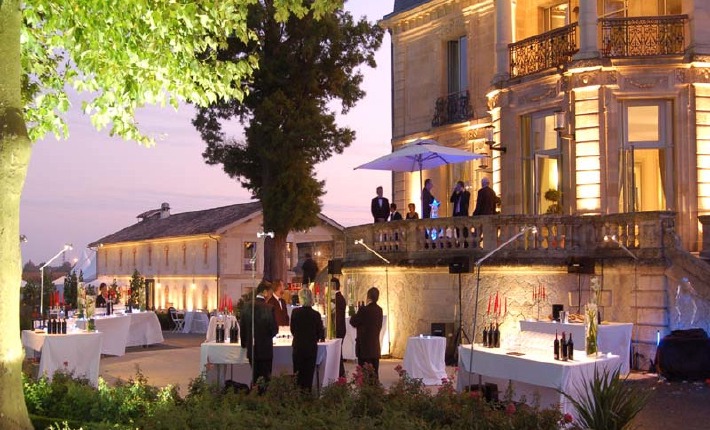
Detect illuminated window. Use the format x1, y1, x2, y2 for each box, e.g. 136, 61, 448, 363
182, 244, 187, 267
522, 112, 562, 214
203, 242, 209, 265
148, 247, 152, 267
244, 242, 257, 272
164, 245, 169, 266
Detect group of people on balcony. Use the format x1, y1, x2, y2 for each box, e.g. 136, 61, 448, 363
370, 177, 497, 223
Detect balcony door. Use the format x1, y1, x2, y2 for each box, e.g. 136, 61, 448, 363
523, 112, 563, 214
619, 102, 673, 212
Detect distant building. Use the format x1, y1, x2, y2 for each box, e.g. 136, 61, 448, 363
89, 202, 344, 310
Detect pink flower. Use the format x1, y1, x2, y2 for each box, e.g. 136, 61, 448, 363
469, 390, 481, 399
336, 377, 347, 385
63, 361, 69, 368
505, 402, 516, 416
563, 413, 573, 423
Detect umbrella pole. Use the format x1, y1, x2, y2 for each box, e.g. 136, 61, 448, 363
419, 166, 423, 218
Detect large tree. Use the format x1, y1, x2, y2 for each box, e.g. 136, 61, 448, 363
193, 1, 383, 281
0, 1, 339, 427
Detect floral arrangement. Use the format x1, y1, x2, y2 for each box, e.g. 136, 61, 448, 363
585, 277, 601, 356
78, 283, 96, 319
129, 270, 145, 310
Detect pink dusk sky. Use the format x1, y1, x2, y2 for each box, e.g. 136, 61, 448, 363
20, 1, 394, 265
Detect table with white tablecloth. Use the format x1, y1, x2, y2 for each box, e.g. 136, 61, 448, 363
75, 311, 163, 356
182, 311, 209, 334
343, 315, 388, 360
200, 338, 342, 388
457, 344, 621, 419
206, 315, 238, 342
22, 330, 103, 386
519, 320, 633, 375
403, 336, 447, 385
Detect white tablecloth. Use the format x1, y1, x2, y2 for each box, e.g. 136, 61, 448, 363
206, 315, 238, 342
519, 320, 633, 375
22, 330, 102, 387
457, 344, 621, 419
182, 311, 209, 334
200, 338, 342, 388
403, 336, 447, 385
75, 311, 164, 355
343, 315, 388, 360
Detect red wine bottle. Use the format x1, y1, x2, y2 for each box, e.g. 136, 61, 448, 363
482, 326, 488, 347
554, 331, 560, 360
567, 333, 574, 360
487, 323, 495, 348
493, 323, 500, 348
560, 332, 567, 361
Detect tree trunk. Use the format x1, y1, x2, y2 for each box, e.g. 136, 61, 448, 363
263, 235, 287, 283
0, 1, 34, 428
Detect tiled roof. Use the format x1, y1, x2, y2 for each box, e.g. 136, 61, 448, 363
89, 202, 263, 246
385, 0, 431, 18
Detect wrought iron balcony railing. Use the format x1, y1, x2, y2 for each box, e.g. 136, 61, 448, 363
601, 15, 688, 58
431, 90, 473, 127
509, 23, 578, 79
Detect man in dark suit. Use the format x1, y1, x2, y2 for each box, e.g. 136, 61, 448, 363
349, 287, 383, 380
422, 178, 436, 218
290, 288, 325, 392
472, 177, 498, 216
371, 186, 390, 223
331, 277, 347, 377
301, 253, 319, 285
267, 279, 290, 326
389, 203, 403, 221
450, 180, 471, 216
240, 282, 279, 388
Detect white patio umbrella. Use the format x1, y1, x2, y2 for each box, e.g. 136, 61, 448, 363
354, 138, 485, 215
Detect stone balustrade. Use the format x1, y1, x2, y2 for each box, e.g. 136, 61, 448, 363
344, 211, 676, 267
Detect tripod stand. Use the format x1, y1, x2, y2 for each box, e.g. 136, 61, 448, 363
453, 271, 470, 347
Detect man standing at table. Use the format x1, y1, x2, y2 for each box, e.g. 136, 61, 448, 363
290, 288, 325, 392
331, 277, 347, 377
450, 180, 471, 217
301, 253, 319, 285
267, 279, 290, 326
371, 186, 390, 223
240, 282, 278, 389
350, 287, 383, 380
422, 179, 436, 218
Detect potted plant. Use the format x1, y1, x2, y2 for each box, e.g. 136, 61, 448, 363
544, 188, 563, 214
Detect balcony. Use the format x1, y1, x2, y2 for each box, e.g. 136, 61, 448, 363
600, 15, 688, 58
509, 23, 578, 79
344, 212, 675, 267
431, 90, 473, 127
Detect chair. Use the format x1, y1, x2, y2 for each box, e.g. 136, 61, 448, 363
168, 307, 185, 332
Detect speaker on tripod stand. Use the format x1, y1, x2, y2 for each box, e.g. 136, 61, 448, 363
449, 256, 470, 364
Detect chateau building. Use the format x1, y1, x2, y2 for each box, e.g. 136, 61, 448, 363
89, 202, 344, 311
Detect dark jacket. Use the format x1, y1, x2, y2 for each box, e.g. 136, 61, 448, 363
334, 291, 347, 339
267, 296, 290, 326
290, 306, 325, 359
371, 197, 390, 222
422, 188, 435, 218
302, 258, 319, 284
450, 190, 471, 216
389, 211, 403, 221
349, 302, 383, 359
239, 297, 278, 361
472, 186, 498, 216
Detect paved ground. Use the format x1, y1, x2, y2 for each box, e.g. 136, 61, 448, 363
100, 332, 710, 429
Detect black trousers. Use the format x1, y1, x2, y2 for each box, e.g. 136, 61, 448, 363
357, 357, 380, 381
293, 354, 317, 391
337, 336, 346, 378
250, 358, 273, 386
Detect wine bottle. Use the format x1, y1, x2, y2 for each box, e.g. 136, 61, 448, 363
61, 318, 67, 334
493, 323, 500, 348
560, 332, 567, 361
567, 332, 574, 360
554, 331, 560, 360
482, 326, 488, 347
487, 323, 494, 348
217, 323, 223, 343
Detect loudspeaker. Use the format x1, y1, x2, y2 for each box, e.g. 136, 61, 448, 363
448, 257, 470, 274
552, 304, 564, 322
567, 257, 595, 274
431, 322, 456, 365
327, 259, 342, 275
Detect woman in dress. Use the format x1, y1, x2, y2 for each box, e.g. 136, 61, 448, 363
405, 202, 419, 219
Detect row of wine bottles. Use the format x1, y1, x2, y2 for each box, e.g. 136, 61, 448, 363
553, 331, 574, 361
482, 323, 500, 348
44, 318, 67, 334
214, 322, 239, 344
